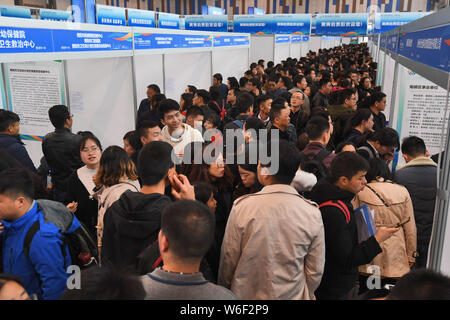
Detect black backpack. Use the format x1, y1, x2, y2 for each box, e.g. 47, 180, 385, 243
300, 149, 331, 182
23, 200, 98, 270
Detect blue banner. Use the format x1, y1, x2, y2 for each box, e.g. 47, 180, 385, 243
52, 30, 133, 52
374, 12, 430, 34
0, 27, 53, 53
202, 5, 225, 15
291, 35, 302, 43
96, 5, 126, 26
127, 8, 156, 27
248, 7, 265, 15
71, 0, 85, 23
0, 5, 31, 19
275, 35, 290, 44
85, 0, 96, 24
184, 15, 228, 32
387, 33, 399, 53
315, 13, 368, 36
40, 9, 72, 22
134, 33, 212, 50
213, 35, 250, 47
158, 12, 180, 29
233, 14, 311, 35
397, 25, 450, 72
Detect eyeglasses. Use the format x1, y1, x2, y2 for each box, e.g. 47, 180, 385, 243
81, 146, 99, 153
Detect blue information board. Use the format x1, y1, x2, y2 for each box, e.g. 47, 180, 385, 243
275, 35, 291, 44
71, 0, 85, 23
397, 25, 450, 72
233, 14, 311, 35
374, 12, 430, 34
315, 14, 368, 36
85, 0, 96, 24
40, 9, 72, 22
291, 35, 302, 43
127, 8, 156, 27
52, 29, 133, 52
213, 35, 250, 47
96, 5, 126, 26
0, 27, 53, 53
184, 15, 228, 32
158, 12, 180, 29
0, 5, 31, 19
134, 33, 212, 50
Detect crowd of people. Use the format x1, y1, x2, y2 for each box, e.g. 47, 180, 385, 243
0, 43, 449, 301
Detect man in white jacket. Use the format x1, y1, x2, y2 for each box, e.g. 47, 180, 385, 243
159, 99, 204, 159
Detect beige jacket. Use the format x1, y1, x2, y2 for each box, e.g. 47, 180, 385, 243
93, 179, 141, 248
218, 184, 325, 300
352, 180, 417, 278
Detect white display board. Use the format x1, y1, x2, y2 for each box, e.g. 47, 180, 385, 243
4, 61, 66, 167
212, 48, 249, 82
377, 50, 386, 86
274, 44, 290, 65
441, 207, 450, 277
163, 51, 212, 101
0, 66, 6, 110
133, 54, 164, 109
381, 53, 396, 122
309, 36, 322, 53
66, 56, 135, 150
290, 43, 301, 60
392, 64, 448, 169
342, 37, 351, 45
300, 42, 310, 58
250, 36, 274, 65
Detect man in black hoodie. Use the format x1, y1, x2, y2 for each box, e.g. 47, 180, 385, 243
101, 141, 195, 270
310, 151, 400, 300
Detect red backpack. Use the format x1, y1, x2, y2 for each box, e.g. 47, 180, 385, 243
319, 200, 351, 224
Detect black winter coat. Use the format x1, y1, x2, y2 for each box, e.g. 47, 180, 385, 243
0, 134, 36, 172
310, 179, 382, 299
101, 191, 172, 270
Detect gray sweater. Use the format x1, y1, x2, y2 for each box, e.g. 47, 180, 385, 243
141, 268, 237, 300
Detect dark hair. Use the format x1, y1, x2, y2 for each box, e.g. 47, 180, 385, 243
336, 141, 356, 154
151, 93, 167, 112
208, 85, 222, 103
279, 76, 292, 89
239, 77, 249, 88
60, 265, 146, 300
0, 110, 20, 132
267, 61, 274, 68
180, 93, 194, 111
369, 128, 400, 149
205, 113, 220, 128
192, 182, 214, 205
93, 146, 138, 187
186, 106, 204, 119
137, 120, 160, 138
388, 269, 450, 300
161, 200, 215, 261
306, 116, 330, 141
330, 151, 370, 184
158, 99, 180, 120
401, 136, 427, 157
338, 88, 357, 105
236, 91, 254, 114
0, 168, 34, 200
79, 133, 103, 152
365, 158, 392, 182
260, 140, 301, 185
244, 70, 252, 76
123, 131, 142, 153
244, 117, 265, 140
350, 108, 372, 128
138, 141, 174, 186
256, 94, 272, 111
293, 75, 306, 86
269, 103, 287, 124
48, 105, 70, 129
227, 77, 239, 90
147, 84, 161, 94
369, 91, 387, 106
318, 78, 331, 89
195, 89, 210, 105
187, 85, 197, 95
279, 91, 292, 104
213, 73, 223, 82
0, 273, 26, 291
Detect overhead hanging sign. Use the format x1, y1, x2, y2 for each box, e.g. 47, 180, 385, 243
315, 13, 368, 36
213, 35, 250, 47
0, 5, 31, 19
184, 15, 228, 32
127, 8, 156, 28
374, 12, 431, 34
96, 5, 126, 26
158, 12, 180, 29
233, 14, 312, 35
275, 35, 291, 44
40, 9, 72, 22
248, 7, 265, 15
397, 25, 450, 73
134, 33, 212, 50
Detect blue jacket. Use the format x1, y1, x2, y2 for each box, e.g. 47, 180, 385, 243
1, 200, 81, 300
0, 133, 36, 172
